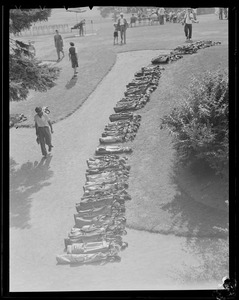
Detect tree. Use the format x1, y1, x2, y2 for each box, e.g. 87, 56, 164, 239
9, 9, 60, 101
10, 9, 51, 34
160, 70, 228, 179
97, 7, 114, 18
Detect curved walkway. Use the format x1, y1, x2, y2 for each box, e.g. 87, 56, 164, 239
10, 50, 225, 291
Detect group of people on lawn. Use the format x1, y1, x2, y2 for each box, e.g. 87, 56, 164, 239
113, 8, 198, 45
216, 8, 228, 20
53, 8, 199, 78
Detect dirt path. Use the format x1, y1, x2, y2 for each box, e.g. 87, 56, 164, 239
10, 50, 226, 291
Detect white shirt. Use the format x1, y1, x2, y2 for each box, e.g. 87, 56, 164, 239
119, 17, 125, 25
185, 12, 194, 24
159, 8, 165, 15
34, 113, 50, 127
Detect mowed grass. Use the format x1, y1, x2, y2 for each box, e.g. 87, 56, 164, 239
126, 44, 229, 238
10, 10, 228, 127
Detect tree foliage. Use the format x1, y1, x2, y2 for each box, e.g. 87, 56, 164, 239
10, 9, 51, 34
9, 9, 60, 102
97, 6, 115, 18
160, 70, 228, 178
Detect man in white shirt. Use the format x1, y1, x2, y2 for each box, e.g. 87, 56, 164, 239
34, 107, 54, 158
117, 13, 128, 44
159, 7, 165, 25
183, 8, 198, 42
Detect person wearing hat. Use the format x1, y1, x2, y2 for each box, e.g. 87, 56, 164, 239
117, 13, 128, 44
34, 107, 54, 158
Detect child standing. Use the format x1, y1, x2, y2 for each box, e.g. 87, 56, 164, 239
113, 23, 118, 45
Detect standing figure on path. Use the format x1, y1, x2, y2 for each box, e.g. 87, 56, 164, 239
182, 8, 198, 42
223, 8, 228, 19
130, 13, 137, 27
69, 42, 78, 77
113, 23, 119, 45
54, 30, 64, 61
219, 8, 223, 20
117, 13, 128, 44
159, 7, 165, 25
79, 19, 86, 36
34, 107, 53, 158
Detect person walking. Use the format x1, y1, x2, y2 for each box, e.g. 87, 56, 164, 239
69, 42, 79, 77
79, 19, 86, 36
182, 8, 198, 42
117, 13, 128, 44
54, 30, 64, 61
34, 107, 53, 158
223, 8, 228, 19
219, 8, 223, 20
159, 7, 165, 25
130, 13, 137, 27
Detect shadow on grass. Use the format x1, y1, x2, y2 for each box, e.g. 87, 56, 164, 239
10, 156, 53, 229
161, 159, 229, 238
65, 76, 78, 89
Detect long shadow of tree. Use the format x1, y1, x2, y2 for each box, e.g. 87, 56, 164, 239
161, 159, 228, 239
10, 156, 54, 229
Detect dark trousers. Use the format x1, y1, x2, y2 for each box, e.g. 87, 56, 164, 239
184, 23, 192, 39
159, 15, 164, 24
38, 126, 51, 156
219, 9, 223, 19
119, 25, 126, 43
79, 26, 84, 36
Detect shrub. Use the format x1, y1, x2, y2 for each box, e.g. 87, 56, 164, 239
160, 70, 228, 178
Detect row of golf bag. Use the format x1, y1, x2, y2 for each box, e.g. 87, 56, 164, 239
113, 65, 163, 114
151, 40, 221, 64
56, 65, 164, 264
56, 155, 131, 265
171, 40, 222, 55
96, 65, 164, 147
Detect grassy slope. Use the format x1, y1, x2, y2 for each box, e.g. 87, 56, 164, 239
126, 45, 229, 238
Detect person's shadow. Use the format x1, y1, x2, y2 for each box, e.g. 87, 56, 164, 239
10, 156, 53, 229
65, 75, 78, 89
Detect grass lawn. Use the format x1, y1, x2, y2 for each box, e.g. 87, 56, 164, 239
10, 10, 228, 127
125, 44, 229, 237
